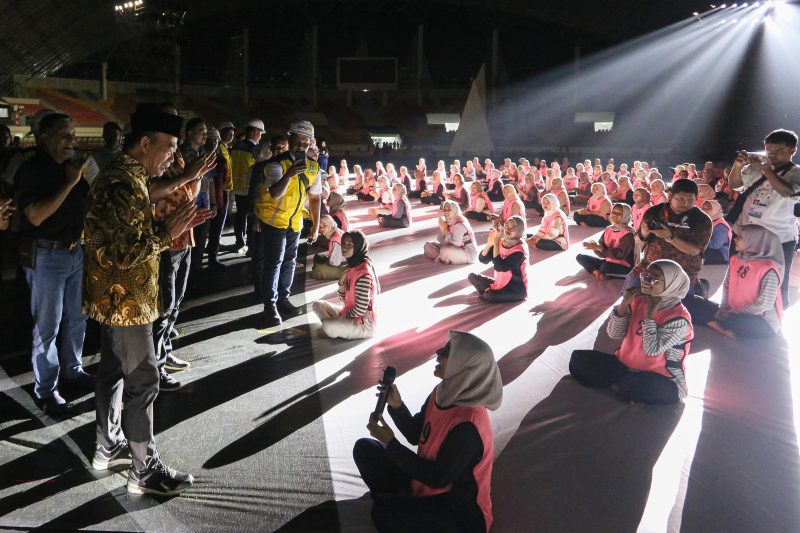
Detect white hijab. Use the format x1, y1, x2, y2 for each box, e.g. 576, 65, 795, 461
649, 259, 690, 310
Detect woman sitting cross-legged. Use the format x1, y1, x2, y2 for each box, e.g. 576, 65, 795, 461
689, 224, 783, 339
424, 200, 478, 264
467, 215, 529, 302
446, 173, 470, 211
312, 230, 379, 339
378, 183, 412, 229
353, 330, 502, 533
569, 259, 694, 405
573, 182, 612, 227
311, 215, 347, 280
576, 202, 636, 280
420, 170, 446, 206
327, 190, 349, 231
490, 183, 526, 227
463, 181, 495, 222
527, 193, 569, 251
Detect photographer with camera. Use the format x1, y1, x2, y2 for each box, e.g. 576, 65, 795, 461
727, 129, 800, 305
626, 178, 712, 301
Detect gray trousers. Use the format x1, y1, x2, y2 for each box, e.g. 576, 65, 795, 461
95, 323, 160, 472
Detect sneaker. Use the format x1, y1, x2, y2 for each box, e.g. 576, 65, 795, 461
260, 304, 282, 328
159, 368, 183, 392
276, 298, 302, 319
237, 245, 248, 255
164, 354, 191, 372
92, 440, 132, 470
36, 391, 68, 416
127, 459, 194, 496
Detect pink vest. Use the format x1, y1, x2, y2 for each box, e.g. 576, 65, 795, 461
392, 196, 412, 224
411, 387, 495, 531
361, 180, 374, 195
651, 192, 667, 205
541, 210, 570, 249
727, 256, 783, 318
501, 197, 525, 222
327, 230, 342, 257
617, 298, 693, 378
564, 176, 578, 190
449, 216, 475, 247
632, 203, 651, 230
588, 195, 610, 213
555, 189, 571, 213
331, 210, 349, 232
711, 217, 732, 243
340, 261, 378, 324
601, 227, 633, 267
616, 186, 630, 202
470, 191, 495, 214
490, 242, 529, 290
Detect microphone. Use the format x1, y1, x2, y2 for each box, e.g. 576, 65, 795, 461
371, 366, 397, 422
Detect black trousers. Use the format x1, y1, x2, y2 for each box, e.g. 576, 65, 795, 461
683, 295, 776, 338
420, 195, 443, 205
207, 190, 229, 263
190, 220, 210, 276
464, 211, 491, 222
702, 248, 728, 265
536, 239, 564, 251
569, 350, 680, 405
468, 272, 526, 302
234, 194, 249, 248
575, 254, 632, 276
573, 212, 610, 227
353, 438, 485, 533
379, 215, 410, 228
152, 248, 190, 367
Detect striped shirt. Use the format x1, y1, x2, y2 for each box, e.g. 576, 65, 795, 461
339, 275, 372, 318
607, 308, 690, 397
721, 269, 781, 332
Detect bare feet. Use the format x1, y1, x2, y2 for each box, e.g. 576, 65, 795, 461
707, 320, 735, 339
592, 270, 608, 281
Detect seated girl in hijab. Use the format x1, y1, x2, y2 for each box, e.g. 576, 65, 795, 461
518, 173, 544, 216
527, 193, 570, 251
357, 169, 378, 202
464, 181, 495, 222
576, 203, 636, 279
550, 177, 571, 215
649, 179, 668, 205
468, 215, 529, 302
446, 173, 470, 210
408, 169, 428, 199
689, 225, 783, 339
424, 200, 478, 264
701, 200, 731, 265
575, 172, 593, 205
327, 190, 349, 231
378, 183, 412, 229
368, 176, 394, 216
421, 170, 446, 206
327, 166, 340, 193
347, 164, 364, 195
573, 182, 612, 227
569, 259, 694, 405
398, 165, 412, 193
631, 187, 651, 231
485, 169, 505, 202
312, 230, 379, 339
312, 215, 347, 280
339, 159, 350, 187
491, 184, 525, 227
563, 167, 578, 191
354, 330, 502, 533
616, 175, 633, 205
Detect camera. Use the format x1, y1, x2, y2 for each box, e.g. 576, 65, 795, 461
646, 218, 665, 231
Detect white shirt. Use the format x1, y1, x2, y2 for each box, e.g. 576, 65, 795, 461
735, 163, 800, 242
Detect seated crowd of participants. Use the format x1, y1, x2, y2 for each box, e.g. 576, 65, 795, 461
1, 108, 799, 533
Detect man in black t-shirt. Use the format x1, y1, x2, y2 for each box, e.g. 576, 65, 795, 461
15, 113, 92, 415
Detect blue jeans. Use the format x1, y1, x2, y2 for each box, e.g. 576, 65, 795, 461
255, 224, 300, 306
24, 245, 87, 399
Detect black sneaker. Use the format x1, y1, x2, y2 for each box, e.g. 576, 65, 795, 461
63, 369, 95, 392
92, 440, 132, 470
36, 391, 68, 416
164, 354, 191, 372
159, 368, 183, 392
127, 459, 194, 496
261, 303, 282, 328
276, 298, 303, 319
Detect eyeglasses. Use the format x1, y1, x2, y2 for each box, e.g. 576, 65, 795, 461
640, 272, 662, 284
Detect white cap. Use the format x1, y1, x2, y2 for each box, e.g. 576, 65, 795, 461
218, 121, 236, 131
246, 119, 265, 131
287, 120, 314, 139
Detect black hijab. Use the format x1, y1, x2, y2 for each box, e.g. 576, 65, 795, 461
343, 230, 370, 268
